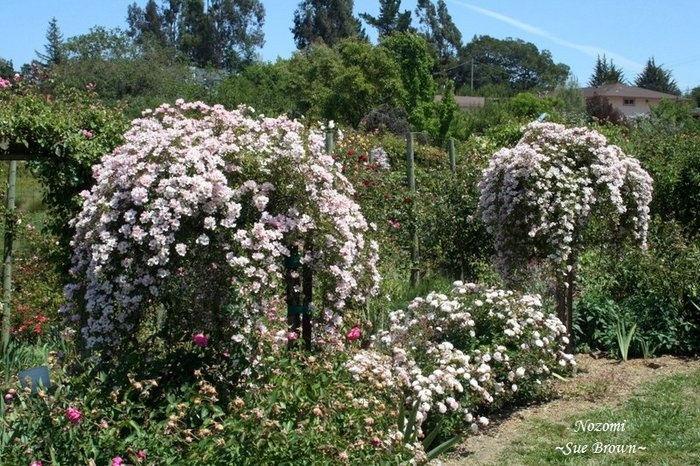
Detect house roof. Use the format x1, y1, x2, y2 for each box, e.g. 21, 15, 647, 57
581, 83, 680, 100
434, 95, 485, 108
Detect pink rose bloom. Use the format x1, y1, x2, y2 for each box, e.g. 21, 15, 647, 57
82, 129, 93, 139
29, 461, 42, 466
287, 331, 299, 341
137, 450, 147, 460
346, 327, 361, 341
193, 332, 208, 347
4, 393, 12, 402
111, 457, 123, 466
65, 407, 83, 425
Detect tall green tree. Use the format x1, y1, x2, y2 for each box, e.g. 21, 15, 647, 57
381, 32, 435, 123
458, 35, 569, 96
414, 0, 463, 68
360, 0, 413, 38
127, 0, 264, 70
36, 17, 66, 66
127, 0, 168, 47
635, 57, 681, 95
588, 54, 625, 86
292, 0, 365, 49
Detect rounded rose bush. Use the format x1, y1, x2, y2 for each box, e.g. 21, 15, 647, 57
61, 100, 380, 362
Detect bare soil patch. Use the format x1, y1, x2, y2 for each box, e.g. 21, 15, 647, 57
434, 354, 700, 466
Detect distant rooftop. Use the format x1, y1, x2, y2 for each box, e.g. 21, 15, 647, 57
581, 83, 681, 100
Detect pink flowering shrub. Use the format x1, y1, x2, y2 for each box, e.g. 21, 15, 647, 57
61, 100, 380, 358
346, 281, 575, 442
478, 121, 653, 285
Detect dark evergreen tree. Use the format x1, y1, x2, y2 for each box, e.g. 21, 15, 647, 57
36, 17, 65, 66
291, 0, 365, 49
360, 0, 412, 38
635, 57, 681, 95
588, 54, 625, 86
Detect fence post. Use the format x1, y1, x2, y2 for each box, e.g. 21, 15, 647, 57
449, 138, 456, 174
1, 160, 17, 354
407, 133, 419, 288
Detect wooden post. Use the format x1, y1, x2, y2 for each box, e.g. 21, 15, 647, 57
325, 127, 334, 156
407, 133, 419, 288
449, 138, 456, 174
1, 160, 17, 354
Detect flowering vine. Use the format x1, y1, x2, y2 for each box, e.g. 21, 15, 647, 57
61, 100, 380, 355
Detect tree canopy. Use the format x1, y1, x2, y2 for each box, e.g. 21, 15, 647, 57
36, 17, 66, 66
127, 0, 265, 70
635, 57, 681, 95
360, 0, 413, 38
588, 54, 625, 87
457, 35, 570, 96
292, 0, 365, 49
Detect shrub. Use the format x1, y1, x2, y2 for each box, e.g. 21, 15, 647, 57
348, 282, 575, 446
61, 101, 380, 364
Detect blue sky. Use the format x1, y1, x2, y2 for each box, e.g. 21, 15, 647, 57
2, 0, 699, 91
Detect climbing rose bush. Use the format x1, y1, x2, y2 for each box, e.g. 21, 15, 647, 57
478, 122, 652, 283
347, 282, 575, 440
61, 100, 380, 354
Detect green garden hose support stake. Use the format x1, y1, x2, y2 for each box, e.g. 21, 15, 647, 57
284, 248, 313, 350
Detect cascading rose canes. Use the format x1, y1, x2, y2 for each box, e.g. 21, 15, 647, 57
60, 100, 380, 354
478, 121, 652, 284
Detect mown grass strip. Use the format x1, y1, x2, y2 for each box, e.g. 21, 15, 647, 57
497, 367, 700, 465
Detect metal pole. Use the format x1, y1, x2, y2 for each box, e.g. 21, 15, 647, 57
2, 160, 17, 354
449, 139, 456, 174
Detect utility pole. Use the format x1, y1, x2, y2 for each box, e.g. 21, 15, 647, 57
470, 59, 474, 92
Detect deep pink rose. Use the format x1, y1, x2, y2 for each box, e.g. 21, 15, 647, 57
346, 327, 361, 341
193, 332, 208, 347
287, 331, 299, 341
111, 457, 124, 466
30, 461, 42, 466
65, 407, 83, 425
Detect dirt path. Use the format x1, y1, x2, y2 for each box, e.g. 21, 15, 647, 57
433, 354, 700, 466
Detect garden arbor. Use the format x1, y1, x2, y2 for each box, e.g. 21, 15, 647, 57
0, 83, 128, 353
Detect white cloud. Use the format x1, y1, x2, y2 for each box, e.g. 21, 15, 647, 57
447, 0, 644, 71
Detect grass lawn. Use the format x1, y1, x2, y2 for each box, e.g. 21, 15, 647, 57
497, 367, 700, 465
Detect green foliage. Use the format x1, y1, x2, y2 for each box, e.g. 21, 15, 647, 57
623, 105, 700, 235
292, 0, 366, 49
415, 0, 463, 68
360, 0, 413, 38
576, 220, 700, 356
36, 17, 66, 66
0, 58, 13, 78
588, 54, 626, 86
1, 337, 415, 465
457, 35, 570, 96
286, 39, 406, 127
635, 57, 681, 95
127, 0, 265, 71
0, 80, 128, 268
214, 61, 298, 116
52, 27, 210, 118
